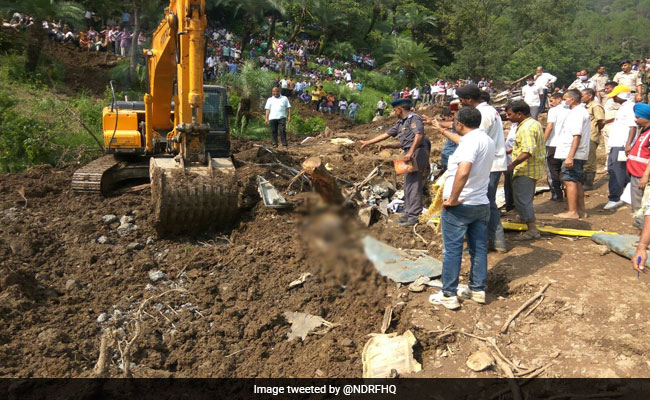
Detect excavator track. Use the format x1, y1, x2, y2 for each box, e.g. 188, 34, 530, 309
150, 157, 239, 236
72, 154, 151, 196
71, 155, 121, 195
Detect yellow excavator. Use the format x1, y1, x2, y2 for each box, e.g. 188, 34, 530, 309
72, 0, 238, 235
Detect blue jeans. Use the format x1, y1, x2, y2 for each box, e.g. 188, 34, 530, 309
487, 171, 506, 249
441, 204, 490, 296
349, 110, 358, 121
441, 139, 458, 169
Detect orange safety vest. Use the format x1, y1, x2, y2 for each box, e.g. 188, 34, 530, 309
627, 127, 650, 177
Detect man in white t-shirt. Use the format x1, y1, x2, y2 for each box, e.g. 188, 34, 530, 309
265, 87, 292, 147
604, 85, 637, 210
553, 89, 590, 219
534, 66, 557, 113
428, 106, 495, 310
522, 79, 542, 120
456, 84, 507, 252
544, 92, 569, 201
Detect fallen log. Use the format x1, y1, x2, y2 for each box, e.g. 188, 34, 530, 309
302, 156, 344, 204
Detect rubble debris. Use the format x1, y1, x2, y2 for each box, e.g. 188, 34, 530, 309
300, 136, 315, 145
257, 176, 291, 208
407, 276, 430, 292
362, 236, 442, 283
284, 311, 336, 341
358, 206, 378, 227
302, 157, 344, 204
330, 138, 355, 146
380, 305, 393, 334
148, 270, 167, 282
466, 349, 495, 372
96, 235, 112, 244
362, 330, 421, 378
102, 214, 118, 225
288, 272, 312, 289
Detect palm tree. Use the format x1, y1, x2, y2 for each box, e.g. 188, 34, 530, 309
1, 0, 83, 72
217, 61, 275, 128
287, 0, 315, 42
396, 3, 436, 41
384, 36, 437, 85
309, 0, 349, 55
364, 0, 392, 40
327, 41, 355, 61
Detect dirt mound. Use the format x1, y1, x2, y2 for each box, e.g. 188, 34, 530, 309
41, 41, 120, 95
2, 110, 649, 379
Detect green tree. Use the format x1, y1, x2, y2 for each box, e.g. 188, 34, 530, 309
396, 2, 436, 41
309, 0, 349, 54
384, 36, 436, 84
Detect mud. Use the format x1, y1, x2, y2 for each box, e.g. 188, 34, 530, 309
2, 104, 650, 380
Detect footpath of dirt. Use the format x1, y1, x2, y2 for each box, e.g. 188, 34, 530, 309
1, 105, 649, 385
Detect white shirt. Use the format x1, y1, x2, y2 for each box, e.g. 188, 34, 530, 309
505, 123, 517, 164
535, 72, 557, 88
546, 104, 570, 147
280, 79, 288, 89
376, 100, 386, 109
476, 102, 507, 172
608, 100, 637, 148
568, 78, 595, 91
338, 100, 348, 110
265, 95, 291, 120
443, 129, 495, 205
554, 104, 590, 160
522, 84, 541, 107
410, 88, 419, 99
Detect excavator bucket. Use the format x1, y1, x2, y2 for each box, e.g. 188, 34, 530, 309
150, 156, 238, 236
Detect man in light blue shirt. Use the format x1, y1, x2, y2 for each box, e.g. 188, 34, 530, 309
265, 87, 292, 147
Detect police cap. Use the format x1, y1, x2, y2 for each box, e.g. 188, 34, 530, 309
391, 98, 412, 108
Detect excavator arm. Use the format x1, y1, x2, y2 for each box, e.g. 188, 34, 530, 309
144, 0, 207, 160
146, 0, 238, 235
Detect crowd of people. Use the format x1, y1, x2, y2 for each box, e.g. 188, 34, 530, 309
352, 60, 650, 310
3, 10, 148, 56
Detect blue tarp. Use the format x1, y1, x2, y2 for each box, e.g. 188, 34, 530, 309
591, 233, 650, 268
362, 236, 442, 283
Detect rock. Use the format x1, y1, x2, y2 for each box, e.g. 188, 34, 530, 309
145, 284, 156, 291
119, 215, 134, 225
128, 242, 145, 250
148, 270, 167, 282
372, 115, 385, 122
323, 126, 333, 138
340, 338, 354, 347
112, 309, 123, 321
117, 223, 137, 237
102, 214, 118, 225
146, 237, 155, 246
466, 349, 495, 372
591, 244, 610, 256
3, 207, 20, 221
476, 322, 485, 331
65, 279, 81, 292
97, 235, 112, 244
97, 313, 109, 323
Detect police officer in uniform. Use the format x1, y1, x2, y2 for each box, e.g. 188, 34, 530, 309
360, 99, 431, 226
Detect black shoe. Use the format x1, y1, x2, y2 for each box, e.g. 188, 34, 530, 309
272, 143, 278, 148
398, 220, 418, 227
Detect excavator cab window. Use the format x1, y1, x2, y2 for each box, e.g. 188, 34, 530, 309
202, 90, 226, 130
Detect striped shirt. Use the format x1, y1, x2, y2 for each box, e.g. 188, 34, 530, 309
512, 117, 546, 180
